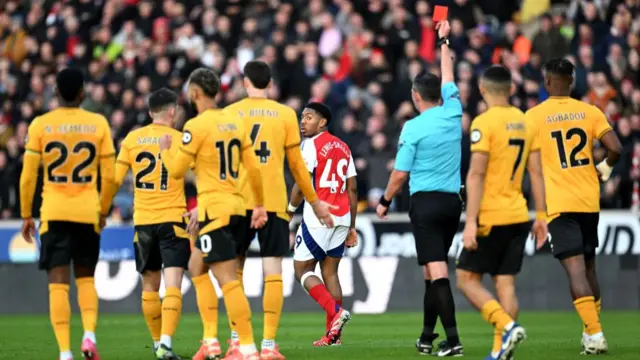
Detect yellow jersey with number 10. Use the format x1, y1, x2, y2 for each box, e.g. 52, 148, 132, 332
525, 97, 612, 216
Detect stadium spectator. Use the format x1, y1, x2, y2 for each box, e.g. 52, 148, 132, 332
0, 0, 639, 218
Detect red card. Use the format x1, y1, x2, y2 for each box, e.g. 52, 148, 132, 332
433, 6, 448, 22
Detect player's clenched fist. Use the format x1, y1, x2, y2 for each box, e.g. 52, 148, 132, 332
436, 19, 450, 38
462, 221, 478, 251
250, 205, 268, 229
310, 200, 337, 228
21, 218, 36, 243
159, 134, 173, 151
346, 227, 358, 248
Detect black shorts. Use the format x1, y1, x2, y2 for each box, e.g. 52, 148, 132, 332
457, 222, 529, 275
410, 191, 462, 265
236, 211, 289, 257
548, 212, 599, 261
196, 215, 243, 264
38, 221, 100, 271
133, 222, 191, 273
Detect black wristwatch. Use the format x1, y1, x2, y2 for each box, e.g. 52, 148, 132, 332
379, 195, 392, 207
437, 37, 450, 47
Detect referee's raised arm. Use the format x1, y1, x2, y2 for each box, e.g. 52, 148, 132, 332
375, 19, 465, 356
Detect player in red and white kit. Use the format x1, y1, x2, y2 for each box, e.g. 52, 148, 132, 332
287, 102, 358, 347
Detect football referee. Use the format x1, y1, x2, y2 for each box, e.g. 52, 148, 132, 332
376, 20, 463, 357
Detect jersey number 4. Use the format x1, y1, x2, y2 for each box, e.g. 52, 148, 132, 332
135, 151, 169, 191
320, 158, 348, 193
45, 141, 96, 184
250, 124, 271, 163
551, 128, 590, 169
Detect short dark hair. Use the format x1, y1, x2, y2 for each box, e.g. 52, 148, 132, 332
56, 68, 85, 102
481, 65, 512, 94
543, 58, 575, 78
188, 68, 220, 98
147, 87, 177, 113
412, 72, 441, 102
304, 102, 332, 126
243, 60, 271, 89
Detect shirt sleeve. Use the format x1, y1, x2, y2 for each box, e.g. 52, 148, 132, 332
100, 119, 116, 157
284, 109, 302, 149
526, 112, 540, 152
179, 120, 205, 157
441, 82, 463, 115
470, 117, 491, 153
346, 153, 357, 178
162, 120, 202, 179
592, 106, 613, 139
300, 139, 317, 172
116, 137, 131, 166
24, 118, 42, 154
394, 124, 416, 172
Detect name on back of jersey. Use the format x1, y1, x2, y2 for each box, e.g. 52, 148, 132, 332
319, 140, 350, 158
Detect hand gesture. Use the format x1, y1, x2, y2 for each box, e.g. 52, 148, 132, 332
21, 218, 36, 244
310, 200, 337, 228
346, 227, 358, 248
251, 206, 268, 229
532, 219, 549, 250
183, 208, 199, 238
159, 134, 173, 151
462, 222, 478, 251
436, 20, 451, 39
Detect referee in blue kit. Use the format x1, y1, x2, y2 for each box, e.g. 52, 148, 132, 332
377, 20, 463, 357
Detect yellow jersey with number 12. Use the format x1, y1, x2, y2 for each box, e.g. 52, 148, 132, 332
525, 97, 612, 216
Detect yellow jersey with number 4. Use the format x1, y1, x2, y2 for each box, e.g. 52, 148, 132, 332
223, 98, 301, 212
116, 124, 187, 225
525, 97, 612, 216
470, 106, 536, 226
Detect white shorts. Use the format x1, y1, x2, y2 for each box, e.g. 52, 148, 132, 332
293, 222, 349, 261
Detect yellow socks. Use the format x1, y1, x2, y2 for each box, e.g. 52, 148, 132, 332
192, 273, 219, 339
574, 296, 602, 335
596, 298, 602, 315
228, 268, 245, 336
161, 287, 182, 339
49, 284, 71, 352
76, 277, 98, 335
492, 327, 501, 353
142, 291, 162, 342
222, 280, 254, 345
481, 300, 514, 331
263, 274, 283, 341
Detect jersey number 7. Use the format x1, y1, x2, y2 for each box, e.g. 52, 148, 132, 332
319, 158, 348, 194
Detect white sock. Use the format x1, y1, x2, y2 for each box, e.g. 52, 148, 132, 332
240, 344, 257, 355
231, 331, 239, 341
261, 339, 275, 350
504, 321, 515, 332
154, 341, 161, 349
588, 332, 604, 340
83, 331, 96, 344
60, 350, 73, 360
203, 337, 218, 345
491, 350, 499, 358
160, 335, 172, 348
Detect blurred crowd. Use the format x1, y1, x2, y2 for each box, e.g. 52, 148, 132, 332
0, 0, 639, 221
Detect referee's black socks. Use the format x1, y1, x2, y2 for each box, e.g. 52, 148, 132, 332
421, 280, 439, 342
432, 278, 460, 345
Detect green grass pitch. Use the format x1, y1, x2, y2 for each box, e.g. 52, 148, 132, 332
1, 311, 638, 359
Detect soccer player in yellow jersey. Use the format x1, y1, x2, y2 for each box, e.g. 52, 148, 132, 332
456, 65, 548, 360
159, 68, 267, 360
19, 68, 116, 360
101, 88, 189, 360
223, 60, 334, 359
525, 59, 623, 355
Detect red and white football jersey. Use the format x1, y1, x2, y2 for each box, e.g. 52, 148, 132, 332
300, 131, 356, 228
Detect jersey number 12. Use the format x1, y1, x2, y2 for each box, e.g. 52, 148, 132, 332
319, 158, 348, 193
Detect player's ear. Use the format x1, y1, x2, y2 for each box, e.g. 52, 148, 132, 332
77, 87, 85, 104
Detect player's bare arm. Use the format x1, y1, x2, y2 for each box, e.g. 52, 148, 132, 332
527, 150, 549, 249
596, 130, 623, 182
463, 152, 489, 251
285, 145, 336, 227
437, 20, 453, 84
287, 183, 304, 219
19, 144, 41, 243
346, 176, 358, 248
241, 138, 268, 229
376, 170, 408, 219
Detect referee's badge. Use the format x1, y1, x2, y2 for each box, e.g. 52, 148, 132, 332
470, 129, 482, 144
182, 130, 192, 145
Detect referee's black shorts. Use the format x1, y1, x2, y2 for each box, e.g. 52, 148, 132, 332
409, 191, 462, 266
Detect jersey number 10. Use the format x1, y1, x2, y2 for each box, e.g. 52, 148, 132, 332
319, 158, 348, 194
